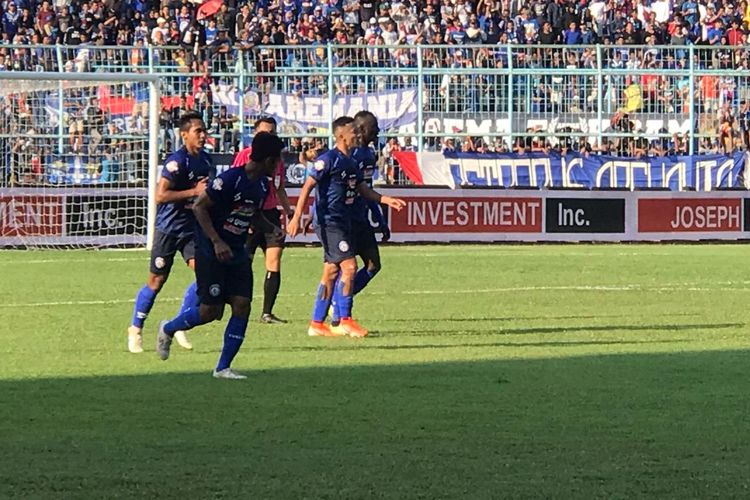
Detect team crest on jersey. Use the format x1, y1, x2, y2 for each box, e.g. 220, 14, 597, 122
154, 257, 166, 269
314, 160, 325, 171
166, 161, 179, 173
212, 178, 223, 191
338, 240, 350, 252
209, 284, 221, 297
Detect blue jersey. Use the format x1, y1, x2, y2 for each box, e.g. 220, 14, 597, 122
350, 145, 381, 226
196, 167, 269, 257
309, 148, 363, 229
156, 147, 215, 238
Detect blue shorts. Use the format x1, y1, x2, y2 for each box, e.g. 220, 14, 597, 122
315, 225, 355, 264
195, 249, 253, 305
351, 223, 378, 257
150, 230, 195, 275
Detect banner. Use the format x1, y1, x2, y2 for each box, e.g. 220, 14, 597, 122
394, 151, 747, 191
545, 198, 625, 233
0, 195, 63, 237
638, 198, 742, 233
66, 195, 147, 237
264, 89, 418, 131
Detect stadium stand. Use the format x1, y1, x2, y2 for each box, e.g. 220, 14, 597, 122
1, 0, 750, 186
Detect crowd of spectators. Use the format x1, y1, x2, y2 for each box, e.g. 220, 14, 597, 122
2, 0, 750, 54
3, 0, 750, 186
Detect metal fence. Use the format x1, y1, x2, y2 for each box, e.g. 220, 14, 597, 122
1, 43, 749, 162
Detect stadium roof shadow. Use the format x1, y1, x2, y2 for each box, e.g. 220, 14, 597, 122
2, 349, 750, 499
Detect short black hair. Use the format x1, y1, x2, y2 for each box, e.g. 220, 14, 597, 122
254, 116, 277, 129
332, 115, 354, 133
250, 132, 284, 162
178, 111, 204, 132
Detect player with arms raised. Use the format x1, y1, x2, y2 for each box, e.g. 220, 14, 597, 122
156, 132, 285, 379
231, 117, 294, 324
287, 116, 406, 338
127, 111, 213, 354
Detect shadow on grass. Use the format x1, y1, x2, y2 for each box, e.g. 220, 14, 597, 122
386, 312, 703, 323
257, 338, 693, 352
383, 322, 745, 337
2, 350, 750, 499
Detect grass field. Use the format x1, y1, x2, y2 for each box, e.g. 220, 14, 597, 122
2, 244, 750, 498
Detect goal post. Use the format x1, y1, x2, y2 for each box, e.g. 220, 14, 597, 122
0, 71, 160, 249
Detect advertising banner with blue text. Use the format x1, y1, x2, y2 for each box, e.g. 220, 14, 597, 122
396, 151, 747, 191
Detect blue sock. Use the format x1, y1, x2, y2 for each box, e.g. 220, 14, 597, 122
179, 282, 199, 315
353, 268, 377, 295
163, 307, 203, 336
331, 276, 341, 325
216, 316, 248, 371
311, 283, 331, 323
132, 285, 157, 329
335, 279, 354, 319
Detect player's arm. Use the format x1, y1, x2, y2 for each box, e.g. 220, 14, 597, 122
252, 211, 284, 239
287, 175, 317, 237
154, 176, 207, 204
193, 190, 233, 263
356, 182, 406, 212
367, 199, 390, 241
276, 171, 294, 218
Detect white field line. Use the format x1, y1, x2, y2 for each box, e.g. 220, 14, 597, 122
3, 283, 750, 308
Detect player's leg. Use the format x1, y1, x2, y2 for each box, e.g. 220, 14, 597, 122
171, 239, 200, 350
308, 261, 342, 337
260, 211, 286, 322
156, 250, 224, 360
214, 258, 253, 379
353, 229, 381, 295
319, 225, 367, 338
332, 225, 379, 330
334, 257, 368, 337
127, 230, 177, 353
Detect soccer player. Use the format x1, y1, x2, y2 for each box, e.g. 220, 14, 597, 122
287, 116, 406, 338
330, 111, 388, 331
156, 132, 285, 379
127, 111, 213, 354
231, 117, 294, 324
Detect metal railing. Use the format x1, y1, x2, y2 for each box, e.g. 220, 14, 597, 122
1, 43, 749, 159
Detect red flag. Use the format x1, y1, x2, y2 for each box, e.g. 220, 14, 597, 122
392, 151, 423, 185
197, 0, 222, 19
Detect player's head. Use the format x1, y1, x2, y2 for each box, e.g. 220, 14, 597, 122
250, 132, 284, 176
254, 116, 277, 135
178, 111, 207, 153
332, 116, 356, 152
353, 110, 379, 146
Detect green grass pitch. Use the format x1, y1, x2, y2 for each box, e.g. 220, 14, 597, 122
1, 244, 749, 498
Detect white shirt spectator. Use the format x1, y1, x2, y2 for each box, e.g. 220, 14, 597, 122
651, 0, 671, 23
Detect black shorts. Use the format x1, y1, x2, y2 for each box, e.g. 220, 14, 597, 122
248, 208, 285, 255
352, 223, 378, 256
150, 230, 195, 275
315, 225, 355, 264
195, 249, 253, 305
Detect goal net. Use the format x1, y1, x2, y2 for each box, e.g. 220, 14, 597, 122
0, 72, 160, 249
